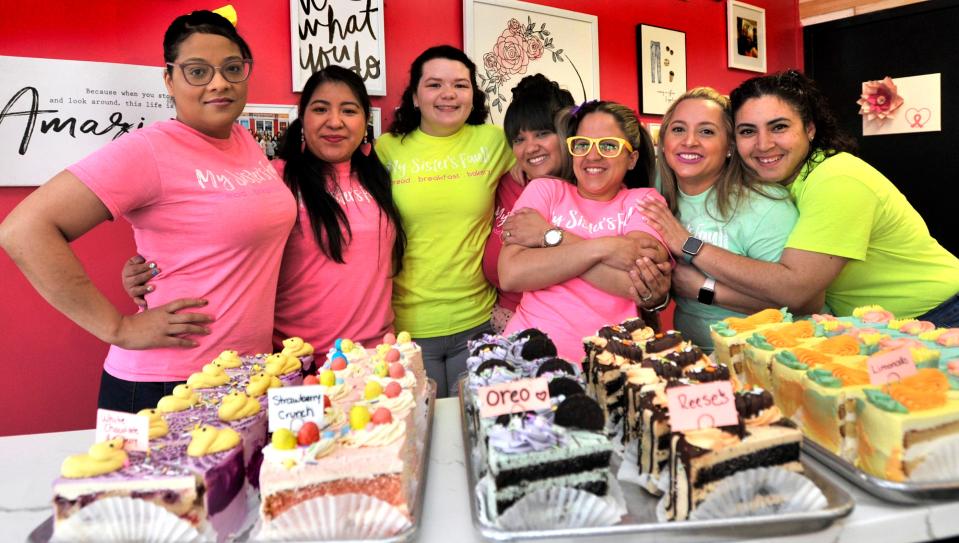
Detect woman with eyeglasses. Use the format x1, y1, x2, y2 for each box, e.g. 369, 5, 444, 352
374, 46, 514, 397
631, 88, 798, 351
498, 100, 671, 363
0, 10, 296, 412
638, 71, 959, 326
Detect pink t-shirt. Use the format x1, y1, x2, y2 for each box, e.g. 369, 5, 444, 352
272, 161, 395, 350
482, 171, 525, 312
503, 178, 667, 363
69, 120, 297, 381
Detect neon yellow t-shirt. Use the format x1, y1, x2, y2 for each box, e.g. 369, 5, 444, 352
375, 124, 514, 337
785, 152, 959, 317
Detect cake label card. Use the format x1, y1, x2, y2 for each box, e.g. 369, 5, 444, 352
666, 381, 738, 432
95, 409, 149, 452
267, 386, 325, 431
477, 378, 551, 418
868, 348, 918, 385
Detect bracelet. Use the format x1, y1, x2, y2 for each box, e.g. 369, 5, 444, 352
647, 291, 671, 312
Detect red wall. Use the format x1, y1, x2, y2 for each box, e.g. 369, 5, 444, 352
0, 0, 801, 436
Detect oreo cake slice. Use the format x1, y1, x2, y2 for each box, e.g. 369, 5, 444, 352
483, 395, 613, 516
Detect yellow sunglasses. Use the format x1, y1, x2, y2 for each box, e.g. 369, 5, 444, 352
566, 136, 634, 158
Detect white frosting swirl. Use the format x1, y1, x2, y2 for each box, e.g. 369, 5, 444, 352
341, 421, 406, 448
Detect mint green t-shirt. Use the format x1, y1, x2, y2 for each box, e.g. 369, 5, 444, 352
675, 185, 798, 350
785, 152, 959, 317
375, 124, 514, 337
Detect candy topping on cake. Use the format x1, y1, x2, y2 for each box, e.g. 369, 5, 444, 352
212, 349, 242, 368
388, 363, 405, 378
186, 362, 230, 388
384, 381, 402, 398
383, 332, 397, 345
281, 337, 314, 357
247, 372, 282, 397
218, 391, 260, 421
265, 353, 301, 376
397, 331, 412, 344
60, 438, 128, 478
371, 407, 393, 425
364, 381, 383, 400
136, 408, 169, 439
157, 384, 199, 413
187, 425, 240, 457
272, 428, 297, 450
297, 422, 320, 446
349, 405, 371, 430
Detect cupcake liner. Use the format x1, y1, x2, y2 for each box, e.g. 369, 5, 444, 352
476, 473, 626, 530
52, 496, 207, 542
909, 434, 959, 482
688, 467, 826, 521
254, 493, 411, 541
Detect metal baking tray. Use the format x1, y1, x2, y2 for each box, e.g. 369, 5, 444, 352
30, 378, 437, 543
804, 438, 959, 504
459, 380, 854, 542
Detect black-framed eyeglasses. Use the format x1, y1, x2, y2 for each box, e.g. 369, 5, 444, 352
166, 59, 253, 86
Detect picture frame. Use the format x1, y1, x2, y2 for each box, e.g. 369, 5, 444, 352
637, 24, 687, 116
463, 0, 599, 126
727, 0, 767, 73
289, 0, 387, 95
237, 103, 297, 143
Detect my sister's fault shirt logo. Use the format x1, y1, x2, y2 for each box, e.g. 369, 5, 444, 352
195, 159, 280, 191
384, 146, 492, 182
552, 207, 637, 236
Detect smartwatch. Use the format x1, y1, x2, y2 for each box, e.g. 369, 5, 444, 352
543, 228, 564, 247
681, 236, 705, 264
698, 277, 716, 305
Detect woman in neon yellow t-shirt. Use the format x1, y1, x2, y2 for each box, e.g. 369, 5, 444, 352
638, 70, 959, 325
374, 46, 514, 397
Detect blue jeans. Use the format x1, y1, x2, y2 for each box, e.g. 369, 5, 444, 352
917, 292, 959, 328
97, 369, 184, 413
417, 321, 493, 398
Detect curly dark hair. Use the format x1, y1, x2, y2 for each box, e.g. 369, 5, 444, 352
163, 10, 253, 71
558, 100, 655, 190
730, 69, 857, 172
388, 45, 488, 137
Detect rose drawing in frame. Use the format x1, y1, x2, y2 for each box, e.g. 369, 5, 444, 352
478, 16, 585, 114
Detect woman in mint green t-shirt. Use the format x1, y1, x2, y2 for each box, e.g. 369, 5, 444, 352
636, 88, 797, 351
374, 46, 514, 397
639, 71, 959, 325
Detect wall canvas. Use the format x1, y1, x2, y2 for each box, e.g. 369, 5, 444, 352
727, 0, 766, 73
862, 73, 941, 136
637, 25, 686, 116
464, 0, 599, 126
290, 0, 387, 95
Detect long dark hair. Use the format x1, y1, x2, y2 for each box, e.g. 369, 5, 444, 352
163, 10, 253, 68
559, 100, 655, 189
730, 69, 858, 175
277, 66, 405, 274
388, 45, 488, 137
503, 74, 575, 180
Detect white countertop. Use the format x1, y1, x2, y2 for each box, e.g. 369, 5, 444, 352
4, 397, 958, 542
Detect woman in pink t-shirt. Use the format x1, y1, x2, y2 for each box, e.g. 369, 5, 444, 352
481, 75, 574, 334
0, 10, 297, 413
125, 66, 405, 355
498, 101, 672, 362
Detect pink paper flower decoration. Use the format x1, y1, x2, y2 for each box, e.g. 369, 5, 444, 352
857, 76, 904, 123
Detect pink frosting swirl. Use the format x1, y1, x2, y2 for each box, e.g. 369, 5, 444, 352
938, 329, 959, 347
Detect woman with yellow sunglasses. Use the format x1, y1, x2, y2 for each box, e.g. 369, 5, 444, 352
498, 100, 672, 363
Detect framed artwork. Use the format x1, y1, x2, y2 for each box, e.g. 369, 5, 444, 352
637, 24, 687, 116
237, 104, 297, 141
369, 107, 382, 139
646, 122, 662, 146
289, 0, 387, 95
464, 0, 599, 126
727, 0, 767, 73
